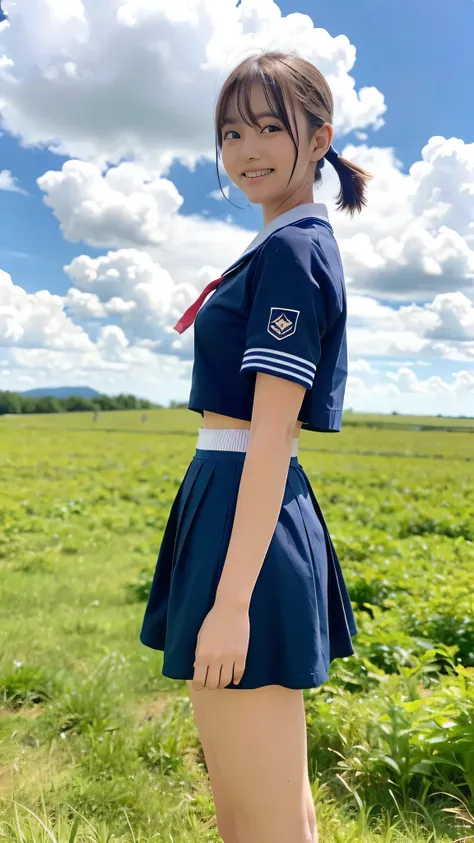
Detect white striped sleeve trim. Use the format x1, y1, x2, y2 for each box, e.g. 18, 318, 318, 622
240, 347, 316, 389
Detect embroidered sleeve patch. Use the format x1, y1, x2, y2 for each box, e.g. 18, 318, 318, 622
267, 307, 300, 340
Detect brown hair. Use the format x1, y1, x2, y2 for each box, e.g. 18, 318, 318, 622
214, 49, 373, 217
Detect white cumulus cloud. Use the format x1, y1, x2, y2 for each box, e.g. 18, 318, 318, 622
0, 0, 386, 168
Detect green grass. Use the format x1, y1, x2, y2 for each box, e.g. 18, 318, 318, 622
342, 411, 474, 431
1, 409, 473, 842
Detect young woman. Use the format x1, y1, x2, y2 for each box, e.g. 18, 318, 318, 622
140, 50, 372, 843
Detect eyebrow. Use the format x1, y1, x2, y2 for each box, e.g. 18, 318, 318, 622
222, 111, 279, 126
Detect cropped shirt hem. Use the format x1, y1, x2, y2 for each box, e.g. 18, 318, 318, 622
188, 403, 344, 434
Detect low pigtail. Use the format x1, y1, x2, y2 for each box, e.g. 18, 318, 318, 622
319, 146, 374, 217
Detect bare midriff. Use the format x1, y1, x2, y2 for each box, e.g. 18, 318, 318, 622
202, 410, 302, 439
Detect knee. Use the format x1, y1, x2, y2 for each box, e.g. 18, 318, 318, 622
306, 788, 317, 840
215, 814, 239, 843
218, 827, 239, 843
309, 815, 319, 843
308, 809, 319, 843
235, 815, 314, 843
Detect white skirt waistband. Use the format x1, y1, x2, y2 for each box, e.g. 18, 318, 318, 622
197, 427, 299, 457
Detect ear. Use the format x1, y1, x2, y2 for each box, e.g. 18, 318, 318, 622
310, 122, 334, 165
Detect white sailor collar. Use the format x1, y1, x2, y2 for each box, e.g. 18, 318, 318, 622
222, 202, 330, 278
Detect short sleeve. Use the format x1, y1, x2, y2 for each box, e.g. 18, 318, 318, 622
240, 229, 328, 390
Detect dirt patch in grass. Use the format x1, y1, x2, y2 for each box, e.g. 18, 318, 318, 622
134, 693, 172, 722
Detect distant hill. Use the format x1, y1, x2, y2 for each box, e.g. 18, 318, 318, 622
20, 386, 102, 399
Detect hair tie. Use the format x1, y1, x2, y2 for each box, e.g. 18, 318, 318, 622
324, 145, 339, 166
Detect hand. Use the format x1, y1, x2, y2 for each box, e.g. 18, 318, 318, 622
193, 601, 250, 690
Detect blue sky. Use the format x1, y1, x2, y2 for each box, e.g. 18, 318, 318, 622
0, 0, 473, 414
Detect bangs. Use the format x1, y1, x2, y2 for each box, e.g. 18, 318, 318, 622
215, 60, 298, 149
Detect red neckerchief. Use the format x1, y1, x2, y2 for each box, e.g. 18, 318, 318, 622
173, 274, 225, 334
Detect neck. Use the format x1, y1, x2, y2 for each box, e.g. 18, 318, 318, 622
261, 194, 318, 227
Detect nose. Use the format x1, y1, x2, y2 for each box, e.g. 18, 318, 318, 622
240, 135, 263, 165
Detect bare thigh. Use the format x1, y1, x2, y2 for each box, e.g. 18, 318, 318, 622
187, 680, 316, 843
186, 680, 238, 841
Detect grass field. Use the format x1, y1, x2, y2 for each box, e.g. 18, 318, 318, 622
1, 409, 473, 843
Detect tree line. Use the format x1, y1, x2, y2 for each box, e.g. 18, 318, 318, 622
0, 391, 189, 415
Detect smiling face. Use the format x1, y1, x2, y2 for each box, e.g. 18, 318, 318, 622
219, 81, 333, 225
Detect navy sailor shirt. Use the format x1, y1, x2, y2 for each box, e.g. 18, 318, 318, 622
188, 202, 348, 434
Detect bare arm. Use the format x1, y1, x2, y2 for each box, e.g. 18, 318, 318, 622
214, 371, 306, 610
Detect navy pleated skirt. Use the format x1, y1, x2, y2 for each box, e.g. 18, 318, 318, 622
139, 447, 358, 690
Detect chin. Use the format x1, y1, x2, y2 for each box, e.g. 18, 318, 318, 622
248, 191, 280, 204
241, 182, 279, 198
239, 174, 279, 197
